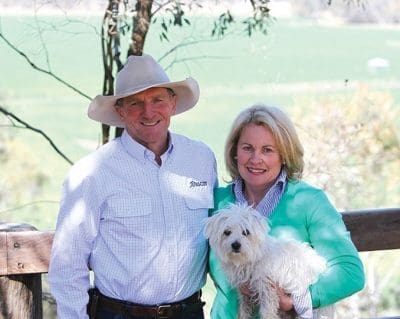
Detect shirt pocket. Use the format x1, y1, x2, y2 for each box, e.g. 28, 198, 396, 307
182, 181, 214, 249
184, 178, 214, 210
185, 195, 214, 210
101, 194, 154, 242
106, 194, 152, 217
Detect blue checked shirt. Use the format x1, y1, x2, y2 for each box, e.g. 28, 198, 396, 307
49, 130, 217, 319
233, 170, 313, 318
233, 170, 287, 217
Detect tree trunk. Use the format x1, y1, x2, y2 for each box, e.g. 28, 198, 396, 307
129, 0, 153, 56
100, 0, 154, 141
101, 0, 124, 143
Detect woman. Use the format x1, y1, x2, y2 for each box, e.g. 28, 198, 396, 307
209, 104, 365, 318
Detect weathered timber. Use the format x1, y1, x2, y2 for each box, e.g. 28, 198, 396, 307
342, 208, 400, 252
0, 209, 399, 277
1, 230, 54, 275
0, 223, 43, 319
0, 209, 399, 319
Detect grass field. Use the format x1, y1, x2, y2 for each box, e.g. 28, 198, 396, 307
1, 14, 400, 317
1, 16, 399, 230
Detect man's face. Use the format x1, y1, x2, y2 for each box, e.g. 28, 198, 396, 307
115, 87, 177, 154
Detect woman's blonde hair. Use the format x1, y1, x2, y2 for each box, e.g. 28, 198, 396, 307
225, 104, 304, 181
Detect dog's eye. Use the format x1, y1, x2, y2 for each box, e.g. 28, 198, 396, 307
242, 229, 250, 236
223, 230, 231, 236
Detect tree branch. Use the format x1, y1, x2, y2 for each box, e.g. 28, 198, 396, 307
157, 36, 233, 70
0, 105, 74, 165
0, 32, 92, 101
0, 200, 59, 214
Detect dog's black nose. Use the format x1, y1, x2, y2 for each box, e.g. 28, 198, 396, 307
231, 241, 241, 252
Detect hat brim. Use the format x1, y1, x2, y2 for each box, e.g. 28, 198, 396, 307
87, 77, 199, 127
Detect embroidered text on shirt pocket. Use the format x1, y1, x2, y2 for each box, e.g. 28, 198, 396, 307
184, 177, 214, 210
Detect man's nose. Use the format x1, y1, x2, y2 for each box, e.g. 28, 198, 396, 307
142, 101, 154, 116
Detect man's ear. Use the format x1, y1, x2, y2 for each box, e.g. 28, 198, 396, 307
171, 94, 178, 114
114, 104, 123, 117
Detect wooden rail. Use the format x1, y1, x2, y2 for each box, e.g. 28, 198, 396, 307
0, 228, 54, 277
342, 208, 400, 251
1, 208, 400, 318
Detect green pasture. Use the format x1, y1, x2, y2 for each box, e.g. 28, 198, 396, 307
1, 15, 399, 228
1, 14, 400, 317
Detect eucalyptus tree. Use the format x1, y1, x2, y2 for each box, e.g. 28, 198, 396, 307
99, 0, 272, 142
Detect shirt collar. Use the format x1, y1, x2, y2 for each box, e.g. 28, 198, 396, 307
233, 168, 287, 205
120, 130, 174, 163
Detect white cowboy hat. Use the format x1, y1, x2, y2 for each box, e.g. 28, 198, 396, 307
87, 54, 200, 127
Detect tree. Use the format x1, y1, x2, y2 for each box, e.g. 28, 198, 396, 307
99, 0, 272, 142
292, 86, 400, 210
0, 0, 272, 222
0, 0, 365, 153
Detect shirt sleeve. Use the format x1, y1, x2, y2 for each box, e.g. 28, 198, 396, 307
292, 290, 313, 319
307, 190, 365, 308
48, 174, 100, 319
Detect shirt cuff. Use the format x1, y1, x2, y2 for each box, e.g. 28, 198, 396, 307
292, 290, 313, 319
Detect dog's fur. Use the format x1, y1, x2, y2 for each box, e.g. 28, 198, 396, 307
204, 204, 334, 319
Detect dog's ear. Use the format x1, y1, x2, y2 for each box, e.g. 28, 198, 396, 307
247, 207, 270, 236
203, 211, 229, 240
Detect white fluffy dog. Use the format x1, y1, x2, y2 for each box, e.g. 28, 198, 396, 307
204, 204, 334, 319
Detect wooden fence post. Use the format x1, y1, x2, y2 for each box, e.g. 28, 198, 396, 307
0, 223, 43, 319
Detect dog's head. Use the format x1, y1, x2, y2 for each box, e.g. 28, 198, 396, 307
204, 204, 269, 266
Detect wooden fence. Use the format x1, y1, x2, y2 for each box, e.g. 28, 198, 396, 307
1, 208, 400, 319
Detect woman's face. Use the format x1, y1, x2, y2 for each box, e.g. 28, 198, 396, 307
236, 123, 282, 192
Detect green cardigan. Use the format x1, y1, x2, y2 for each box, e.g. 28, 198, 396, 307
208, 180, 365, 319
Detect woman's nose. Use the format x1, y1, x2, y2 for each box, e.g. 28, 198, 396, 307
249, 151, 262, 162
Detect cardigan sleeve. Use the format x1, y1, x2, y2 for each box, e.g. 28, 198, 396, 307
307, 190, 365, 308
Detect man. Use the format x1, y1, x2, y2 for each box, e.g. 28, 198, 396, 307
49, 54, 217, 319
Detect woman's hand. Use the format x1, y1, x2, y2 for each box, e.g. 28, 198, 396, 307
275, 285, 294, 311
239, 282, 294, 312
239, 283, 256, 298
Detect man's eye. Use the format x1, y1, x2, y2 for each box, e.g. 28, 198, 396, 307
223, 230, 231, 236
128, 101, 143, 107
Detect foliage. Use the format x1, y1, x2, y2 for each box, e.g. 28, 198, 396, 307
99, 0, 273, 141
292, 0, 400, 24
334, 250, 400, 317
291, 88, 400, 316
117, 0, 272, 41
0, 128, 47, 217
292, 86, 400, 210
